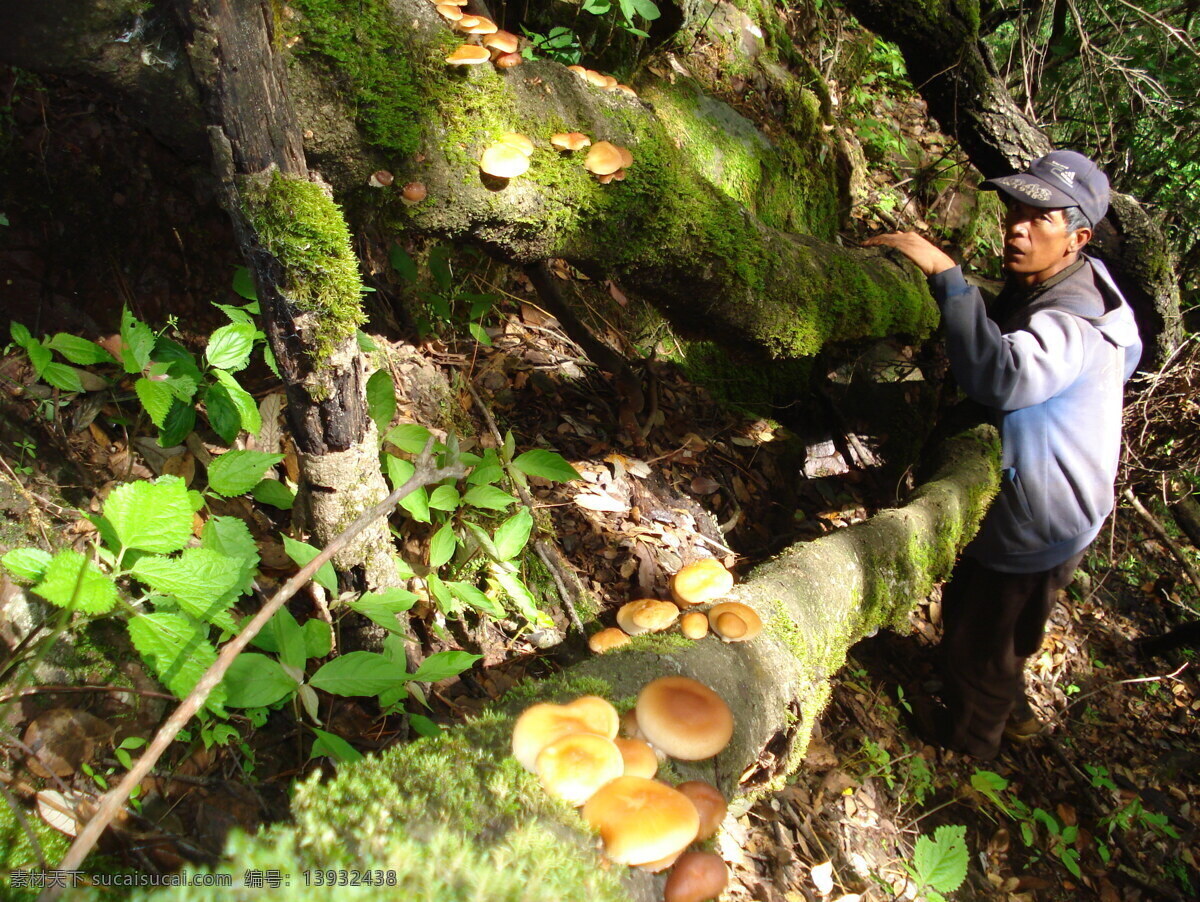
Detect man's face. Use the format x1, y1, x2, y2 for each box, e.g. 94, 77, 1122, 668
1001, 199, 1088, 286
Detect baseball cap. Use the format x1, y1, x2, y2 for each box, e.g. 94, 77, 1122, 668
981, 150, 1109, 227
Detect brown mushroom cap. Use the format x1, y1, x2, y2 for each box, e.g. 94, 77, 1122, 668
480, 142, 531, 178
368, 170, 394, 187
664, 852, 729, 902
617, 146, 633, 168
600, 75, 620, 90
588, 627, 631, 655
676, 780, 727, 840
614, 737, 658, 779
670, 558, 734, 605
680, 611, 709, 640
616, 84, 638, 97
535, 733, 624, 805
616, 599, 679, 636
494, 51, 523, 68
401, 182, 427, 204
435, 3, 463, 20
620, 707, 643, 741
498, 132, 535, 157
581, 776, 700, 865
511, 695, 620, 771
567, 64, 588, 78
446, 44, 491, 65
551, 132, 592, 152
458, 14, 498, 34
584, 141, 624, 176
585, 69, 608, 87
708, 601, 763, 642
636, 676, 734, 760
482, 29, 519, 53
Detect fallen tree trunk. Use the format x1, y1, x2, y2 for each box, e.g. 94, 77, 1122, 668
147, 422, 1000, 901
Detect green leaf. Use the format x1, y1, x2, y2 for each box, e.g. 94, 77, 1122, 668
251, 479, 295, 510
221, 652, 298, 708
428, 523, 458, 568
152, 337, 204, 384
303, 619, 333, 658
356, 329, 377, 351
208, 450, 285, 497
105, 476, 194, 554
366, 369, 397, 436
212, 370, 262, 436
33, 550, 117, 614
40, 362, 85, 393
2, 548, 53, 583
10, 322, 33, 348
232, 266, 258, 301
385, 423, 435, 454
462, 485, 517, 511
281, 536, 338, 593
130, 548, 243, 628
492, 508, 533, 561
203, 381, 242, 444
267, 606, 308, 671
25, 340, 51, 375
120, 308, 155, 374
310, 728, 363, 763
446, 580, 504, 618
385, 455, 430, 522
491, 568, 552, 628
205, 322, 256, 372
407, 650, 481, 684
427, 485, 461, 511
426, 572, 456, 614
468, 323, 492, 346
309, 651, 404, 696
428, 245, 452, 291
912, 824, 968, 893
389, 245, 418, 283
135, 377, 175, 429
128, 613, 226, 714
348, 587, 419, 634
511, 449, 581, 482
630, 0, 659, 18
213, 302, 255, 325
408, 714, 442, 738
159, 400, 196, 448
467, 464, 504, 487
47, 333, 116, 365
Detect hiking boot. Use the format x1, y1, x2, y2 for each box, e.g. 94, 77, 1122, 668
1003, 703, 1045, 744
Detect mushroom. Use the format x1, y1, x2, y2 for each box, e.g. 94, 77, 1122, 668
551, 132, 592, 152
581, 776, 700, 866
494, 52, 523, 68
511, 695, 619, 771
480, 142, 531, 179
535, 733, 624, 805
616, 84, 638, 97
635, 676, 733, 760
368, 170, 394, 187
613, 737, 658, 779
664, 852, 729, 902
616, 599, 679, 636
435, 3, 463, 20
445, 44, 491, 65
584, 141, 624, 177
588, 627, 631, 654
498, 132, 535, 157
676, 781, 727, 840
620, 708, 643, 741
617, 146, 633, 169
585, 69, 608, 88
670, 558, 734, 606
483, 30, 519, 54
600, 75, 620, 90
567, 65, 588, 79
680, 611, 709, 640
401, 182, 427, 204
457, 14, 498, 34
707, 601, 763, 643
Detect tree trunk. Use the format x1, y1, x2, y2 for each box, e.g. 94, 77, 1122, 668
842, 0, 1184, 369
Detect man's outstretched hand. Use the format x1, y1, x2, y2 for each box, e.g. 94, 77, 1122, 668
863, 232, 957, 277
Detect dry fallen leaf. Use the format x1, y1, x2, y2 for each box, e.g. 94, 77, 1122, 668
574, 492, 628, 513
811, 859, 835, 895
37, 789, 86, 837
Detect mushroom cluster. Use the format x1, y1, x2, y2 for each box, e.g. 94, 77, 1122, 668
511, 677, 732, 899
438, 2, 524, 70
588, 558, 761, 653
567, 65, 638, 97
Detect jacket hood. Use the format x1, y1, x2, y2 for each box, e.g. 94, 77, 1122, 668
1025, 255, 1141, 351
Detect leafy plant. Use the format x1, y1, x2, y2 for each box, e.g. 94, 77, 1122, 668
390, 244, 499, 344
902, 824, 968, 901
971, 770, 1088, 877
521, 25, 583, 64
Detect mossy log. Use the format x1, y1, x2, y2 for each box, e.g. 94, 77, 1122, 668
139, 423, 1000, 901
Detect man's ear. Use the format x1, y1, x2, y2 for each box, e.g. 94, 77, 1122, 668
1068, 227, 1092, 254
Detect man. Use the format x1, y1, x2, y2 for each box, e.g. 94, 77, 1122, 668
865, 150, 1142, 758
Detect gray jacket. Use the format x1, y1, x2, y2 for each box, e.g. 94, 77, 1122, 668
928, 255, 1142, 572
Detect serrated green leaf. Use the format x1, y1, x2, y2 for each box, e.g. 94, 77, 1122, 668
221, 652, 297, 708
40, 362, 85, 393
104, 476, 194, 554
462, 485, 518, 511
492, 508, 533, 561
232, 266, 258, 301
2, 548, 53, 583
389, 245, 418, 283
159, 400, 196, 448
309, 651, 404, 696
33, 550, 116, 614
310, 728, 363, 763
511, 449, 581, 482
366, 369, 396, 436
212, 370, 262, 436
303, 619, 333, 658
120, 308, 155, 374
154, 336, 204, 384
251, 479, 295, 510
201, 515, 259, 597
10, 322, 32, 348
205, 322, 255, 372
128, 613, 226, 714
385, 423, 435, 454
136, 377, 175, 428
130, 548, 243, 627
208, 450, 285, 497
445, 580, 505, 618
281, 536, 338, 593
912, 824, 968, 893
213, 302, 254, 325
47, 333, 116, 365
407, 650, 481, 684
204, 381, 242, 444
428, 522, 458, 568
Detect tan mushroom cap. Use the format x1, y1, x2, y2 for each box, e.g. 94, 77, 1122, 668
446, 44, 491, 65
676, 780, 727, 840
535, 733, 624, 805
498, 132, 535, 156
435, 3, 463, 20
614, 737, 658, 778
483, 29, 519, 53
617, 146, 633, 168
637, 848, 684, 873
551, 131, 592, 151
581, 776, 700, 865
567, 65, 588, 78
458, 15, 498, 34
680, 610, 709, 640
368, 170, 394, 187
588, 627, 631, 655
401, 182, 427, 204
585, 69, 608, 87
511, 695, 620, 771
616, 84, 638, 97
494, 51, 523, 68
600, 75, 620, 90
480, 142, 531, 178
620, 707, 643, 741
616, 598, 679, 636
671, 558, 734, 605
584, 141, 625, 176
636, 676, 734, 760
664, 851, 729, 902
708, 601, 763, 642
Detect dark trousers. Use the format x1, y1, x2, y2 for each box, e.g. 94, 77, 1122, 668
939, 551, 1085, 758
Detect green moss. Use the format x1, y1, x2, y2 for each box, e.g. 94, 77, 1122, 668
240, 171, 365, 360
625, 632, 693, 654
